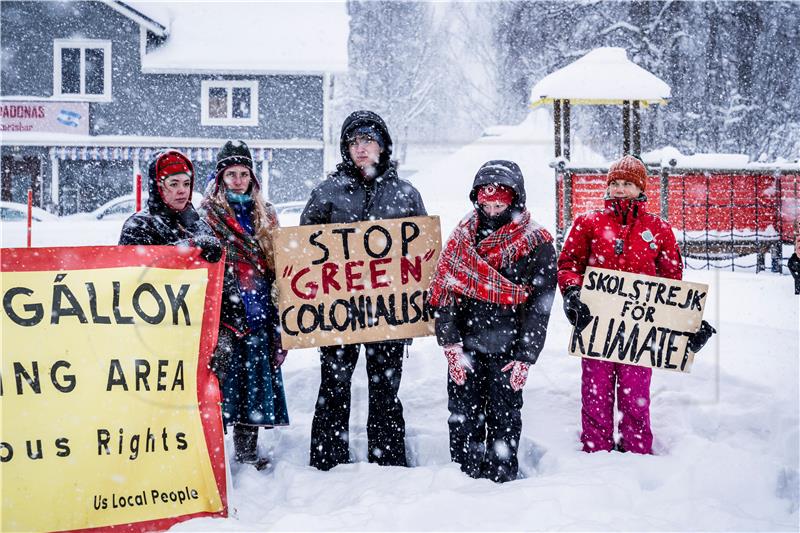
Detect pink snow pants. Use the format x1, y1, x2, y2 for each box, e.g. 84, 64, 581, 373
580, 358, 652, 454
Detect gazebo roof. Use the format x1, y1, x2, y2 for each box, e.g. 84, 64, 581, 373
530, 47, 671, 107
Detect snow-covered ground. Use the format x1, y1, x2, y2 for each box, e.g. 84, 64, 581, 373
2, 113, 798, 531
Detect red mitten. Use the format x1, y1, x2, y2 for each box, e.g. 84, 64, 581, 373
443, 343, 471, 385
501, 361, 530, 391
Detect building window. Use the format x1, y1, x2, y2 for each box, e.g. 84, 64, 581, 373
53, 40, 112, 101
201, 80, 258, 126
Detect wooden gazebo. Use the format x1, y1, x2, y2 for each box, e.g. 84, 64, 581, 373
529, 47, 670, 159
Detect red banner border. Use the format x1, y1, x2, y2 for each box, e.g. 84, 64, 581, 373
1, 245, 228, 532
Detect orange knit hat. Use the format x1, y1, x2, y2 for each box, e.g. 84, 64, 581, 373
607, 155, 647, 192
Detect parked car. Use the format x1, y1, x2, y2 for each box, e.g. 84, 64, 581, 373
273, 200, 306, 226
0, 201, 58, 222
65, 192, 204, 220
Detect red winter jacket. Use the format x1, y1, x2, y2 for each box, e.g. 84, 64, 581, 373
557, 196, 683, 292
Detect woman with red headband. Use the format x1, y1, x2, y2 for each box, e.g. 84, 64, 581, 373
119, 149, 221, 262
429, 160, 556, 483
558, 155, 715, 454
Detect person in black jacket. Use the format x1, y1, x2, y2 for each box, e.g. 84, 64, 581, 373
428, 160, 556, 483
301, 110, 427, 470
119, 149, 221, 262
789, 232, 800, 295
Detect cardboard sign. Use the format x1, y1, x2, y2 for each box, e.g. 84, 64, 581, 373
568, 267, 709, 373
1, 101, 89, 135
273, 216, 442, 349
0, 246, 227, 532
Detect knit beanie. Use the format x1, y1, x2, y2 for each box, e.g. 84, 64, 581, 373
155, 152, 193, 182
346, 125, 386, 150
215, 140, 260, 189
607, 155, 648, 192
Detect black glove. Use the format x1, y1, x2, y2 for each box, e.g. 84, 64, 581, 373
209, 328, 234, 382
563, 287, 593, 331
687, 320, 716, 353
192, 234, 222, 263
789, 253, 800, 295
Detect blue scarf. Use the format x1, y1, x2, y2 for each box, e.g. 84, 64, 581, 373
227, 192, 255, 235
224, 192, 274, 332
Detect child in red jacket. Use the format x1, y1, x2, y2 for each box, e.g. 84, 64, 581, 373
557, 155, 715, 454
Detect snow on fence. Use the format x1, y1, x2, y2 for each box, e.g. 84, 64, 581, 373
556, 167, 799, 273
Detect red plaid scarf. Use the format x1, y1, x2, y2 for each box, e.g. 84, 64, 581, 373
202, 198, 271, 273
428, 209, 552, 306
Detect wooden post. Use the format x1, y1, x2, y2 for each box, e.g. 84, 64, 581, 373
632, 100, 641, 156
26, 188, 32, 248
554, 99, 562, 158
660, 167, 669, 220
564, 170, 573, 234
135, 173, 142, 212
772, 175, 783, 273
622, 100, 631, 155
563, 99, 571, 161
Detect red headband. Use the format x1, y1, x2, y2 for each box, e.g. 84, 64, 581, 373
156, 153, 192, 182
477, 184, 514, 205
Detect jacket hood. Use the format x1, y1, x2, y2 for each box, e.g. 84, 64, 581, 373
147, 149, 195, 214
470, 160, 526, 208
339, 110, 393, 173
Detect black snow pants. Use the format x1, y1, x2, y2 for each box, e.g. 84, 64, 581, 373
309, 342, 407, 470
447, 350, 523, 483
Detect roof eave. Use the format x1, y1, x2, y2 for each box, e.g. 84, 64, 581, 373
530, 97, 669, 108
140, 66, 347, 76
103, 0, 168, 37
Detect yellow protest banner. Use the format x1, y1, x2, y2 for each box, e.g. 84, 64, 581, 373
568, 267, 710, 373
273, 216, 442, 349
1, 246, 227, 532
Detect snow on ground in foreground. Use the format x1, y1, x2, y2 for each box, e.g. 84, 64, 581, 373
4, 219, 798, 532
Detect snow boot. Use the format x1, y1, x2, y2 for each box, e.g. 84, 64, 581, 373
233, 425, 263, 467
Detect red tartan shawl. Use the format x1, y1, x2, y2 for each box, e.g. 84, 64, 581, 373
202, 198, 271, 273
428, 209, 552, 306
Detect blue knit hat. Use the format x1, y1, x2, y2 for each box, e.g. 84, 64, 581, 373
347, 125, 386, 150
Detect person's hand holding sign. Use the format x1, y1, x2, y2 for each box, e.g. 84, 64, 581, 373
563, 286, 593, 331
687, 320, 716, 353
191, 235, 223, 263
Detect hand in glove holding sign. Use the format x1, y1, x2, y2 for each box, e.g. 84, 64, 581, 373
687, 320, 716, 353
562, 286, 593, 330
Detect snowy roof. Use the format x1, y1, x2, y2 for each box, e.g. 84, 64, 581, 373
641, 146, 800, 171
126, 1, 349, 74
530, 47, 671, 107
102, 0, 168, 36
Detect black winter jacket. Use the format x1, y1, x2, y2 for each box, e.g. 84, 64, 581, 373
300, 163, 426, 225
789, 253, 800, 295
434, 159, 556, 364
434, 241, 557, 364
119, 151, 215, 246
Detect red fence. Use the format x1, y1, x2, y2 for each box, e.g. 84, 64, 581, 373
556, 168, 800, 272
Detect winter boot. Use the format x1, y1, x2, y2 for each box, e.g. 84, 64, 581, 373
233, 425, 269, 470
